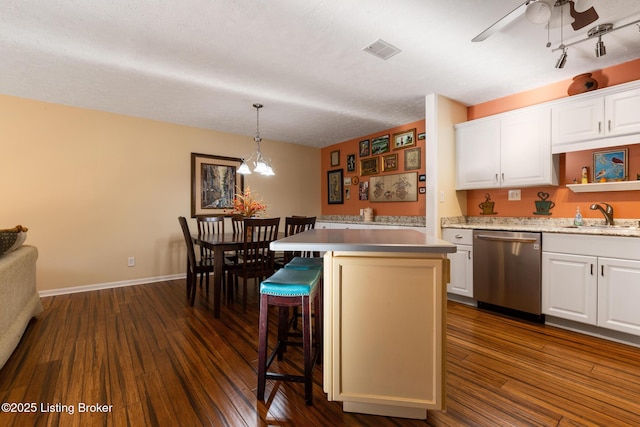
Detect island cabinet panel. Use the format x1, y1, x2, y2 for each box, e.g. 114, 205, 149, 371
323, 251, 447, 420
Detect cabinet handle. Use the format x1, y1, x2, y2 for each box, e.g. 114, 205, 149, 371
598, 121, 602, 133
608, 120, 611, 132
468, 251, 471, 260
495, 173, 499, 184
601, 265, 604, 276
454, 234, 462, 239
590, 264, 593, 275
501, 173, 504, 183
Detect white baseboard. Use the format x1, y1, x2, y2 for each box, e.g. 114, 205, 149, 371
38, 273, 186, 297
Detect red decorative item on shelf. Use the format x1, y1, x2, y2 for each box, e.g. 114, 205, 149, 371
568, 73, 598, 96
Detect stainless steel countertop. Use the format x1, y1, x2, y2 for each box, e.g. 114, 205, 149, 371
270, 228, 456, 253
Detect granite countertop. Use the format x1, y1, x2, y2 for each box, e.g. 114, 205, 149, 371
442, 216, 640, 238
271, 228, 455, 253
317, 215, 425, 227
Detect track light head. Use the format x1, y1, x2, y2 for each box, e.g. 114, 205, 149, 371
555, 48, 568, 69
595, 36, 606, 57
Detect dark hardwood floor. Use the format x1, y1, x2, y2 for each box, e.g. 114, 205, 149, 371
2, 278, 640, 426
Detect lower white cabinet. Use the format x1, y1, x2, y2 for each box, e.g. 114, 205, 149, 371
442, 229, 473, 298
542, 233, 640, 336
598, 257, 640, 335
542, 252, 597, 324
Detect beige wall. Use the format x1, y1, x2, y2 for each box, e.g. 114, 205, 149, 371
1, 94, 321, 292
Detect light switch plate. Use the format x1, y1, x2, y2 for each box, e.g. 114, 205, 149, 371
508, 189, 521, 201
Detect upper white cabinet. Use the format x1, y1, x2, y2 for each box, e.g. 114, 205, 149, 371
551, 83, 640, 153
456, 107, 558, 190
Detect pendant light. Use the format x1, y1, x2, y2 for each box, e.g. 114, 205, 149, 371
238, 103, 275, 176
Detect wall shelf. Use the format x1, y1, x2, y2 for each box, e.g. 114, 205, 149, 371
567, 181, 640, 193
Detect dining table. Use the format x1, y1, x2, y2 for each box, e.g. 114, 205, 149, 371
192, 231, 283, 318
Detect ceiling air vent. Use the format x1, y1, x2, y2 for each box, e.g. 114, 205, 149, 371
363, 39, 401, 60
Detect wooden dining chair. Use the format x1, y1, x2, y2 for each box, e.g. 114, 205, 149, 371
178, 216, 214, 306
226, 217, 280, 311
274, 216, 318, 269
196, 215, 225, 288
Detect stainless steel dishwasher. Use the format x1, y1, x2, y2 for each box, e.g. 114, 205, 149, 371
473, 230, 543, 321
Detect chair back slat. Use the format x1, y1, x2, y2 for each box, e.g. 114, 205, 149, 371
242, 217, 280, 278
231, 215, 245, 235
196, 215, 224, 260
284, 216, 317, 262
197, 215, 225, 235
178, 216, 197, 272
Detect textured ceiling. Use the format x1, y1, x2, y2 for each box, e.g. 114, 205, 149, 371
1, 0, 639, 148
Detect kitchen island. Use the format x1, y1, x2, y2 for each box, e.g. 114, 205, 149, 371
270, 228, 455, 420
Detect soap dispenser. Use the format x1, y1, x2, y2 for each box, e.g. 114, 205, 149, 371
574, 206, 583, 226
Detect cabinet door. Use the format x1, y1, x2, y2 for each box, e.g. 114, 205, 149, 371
447, 244, 473, 298
551, 96, 604, 147
605, 87, 640, 137
455, 119, 500, 189
542, 252, 597, 325
501, 108, 553, 187
597, 257, 640, 336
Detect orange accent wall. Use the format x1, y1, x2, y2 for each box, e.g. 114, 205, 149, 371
321, 120, 426, 216
465, 59, 640, 219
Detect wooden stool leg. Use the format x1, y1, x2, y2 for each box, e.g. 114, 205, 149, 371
302, 295, 313, 406
257, 294, 269, 401
314, 287, 323, 366
277, 307, 289, 360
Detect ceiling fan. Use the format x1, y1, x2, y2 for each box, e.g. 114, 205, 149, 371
473, 0, 600, 42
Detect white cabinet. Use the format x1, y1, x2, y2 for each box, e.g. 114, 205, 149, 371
542, 233, 640, 336
455, 119, 500, 189
598, 257, 640, 335
442, 229, 473, 298
455, 107, 558, 190
551, 85, 640, 152
542, 252, 597, 324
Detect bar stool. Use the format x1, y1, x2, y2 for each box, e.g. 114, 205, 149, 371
257, 268, 322, 406
284, 257, 323, 334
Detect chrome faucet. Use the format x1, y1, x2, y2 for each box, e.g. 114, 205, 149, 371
590, 202, 614, 226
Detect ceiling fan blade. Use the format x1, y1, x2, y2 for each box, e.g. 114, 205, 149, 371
472, 0, 529, 42
570, 2, 599, 30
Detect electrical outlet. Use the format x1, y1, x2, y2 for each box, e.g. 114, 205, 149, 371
508, 189, 521, 201
128, 257, 135, 267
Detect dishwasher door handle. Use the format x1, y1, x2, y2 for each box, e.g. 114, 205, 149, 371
475, 234, 538, 244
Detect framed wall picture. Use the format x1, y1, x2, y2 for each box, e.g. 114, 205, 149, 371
347, 153, 356, 172
330, 150, 340, 166
191, 153, 244, 217
392, 128, 416, 150
381, 153, 398, 172
593, 148, 627, 182
359, 181, 369, 200
359, 157, 379, 176
327, 169, 344, 204
359, 139, 370, 157
371, 135, 390, 155
404, 147, 421, 170
369, 172, 418, 203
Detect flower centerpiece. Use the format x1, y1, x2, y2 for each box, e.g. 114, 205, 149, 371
230, 186, 267, 217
